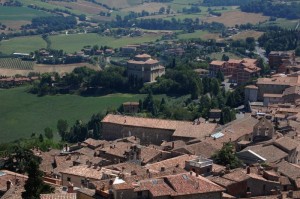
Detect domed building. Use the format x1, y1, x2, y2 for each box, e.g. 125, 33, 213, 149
127, 54, 165, 83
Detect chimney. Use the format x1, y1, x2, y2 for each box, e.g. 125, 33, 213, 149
246, 192, 251, 198
161, 167, 165, 172
171, 142, 175, 149
247, 166, 251, 174
67, 183, 74, 193
65, 144, 68, 152
6, 181, 11, 191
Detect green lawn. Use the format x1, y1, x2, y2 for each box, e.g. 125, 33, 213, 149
0, 86, 145, 143
0, 36, 47, 55
0, 6, 52, 21
49, 33, 161, 53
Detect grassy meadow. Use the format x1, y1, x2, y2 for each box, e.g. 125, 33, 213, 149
0, 6, 52, 21
0, 86, 145, 143
49, 33, 161, 53
0, 36, 47, 55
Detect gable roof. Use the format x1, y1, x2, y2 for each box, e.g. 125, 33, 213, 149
203, 115, 258, 150
145, 154, 197, 172
165, 173, 225, 196
274, 137, 299, 152
102, 114, 217, 139
243, 144, 288, 163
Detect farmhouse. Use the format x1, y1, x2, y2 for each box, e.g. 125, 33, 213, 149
101, 114, 217, 145
127, 54, 165, 83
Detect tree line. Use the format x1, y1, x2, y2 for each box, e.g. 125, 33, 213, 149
240, 0, 300, 20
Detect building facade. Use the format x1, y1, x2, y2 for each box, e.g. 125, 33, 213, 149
127, 54, 165, 83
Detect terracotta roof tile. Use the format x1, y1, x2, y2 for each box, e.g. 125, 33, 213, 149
243, 145, 288, 163
274, 137, 299, 152
40, 193, 77, 199
102, 114, 217, 139
165, 173, 225, 196
60, 165, 103, 180
145, 154, 197, 172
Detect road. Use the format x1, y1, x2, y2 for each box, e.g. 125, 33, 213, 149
255, 41, 268, 63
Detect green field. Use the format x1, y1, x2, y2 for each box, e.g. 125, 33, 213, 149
49, 33, 161, 53
178, 30, 217, 40
0, 6, 52, 21
20, 0, 84, 15
0, 36, 46, 55
261, 18, 299, 29
209, 52, 243, 60
0, 33, 161, 54
0, 86, 145, 143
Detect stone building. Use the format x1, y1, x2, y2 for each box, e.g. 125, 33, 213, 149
252, 117, 275, 142
209, 58, 260, 84
256, 73, 300, 101
101, 114, 217, 145
127, 54, 165, 83
268, 51, 295, 72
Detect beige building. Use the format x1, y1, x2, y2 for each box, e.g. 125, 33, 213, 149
127, 54, 165, 83
256, 73, 300, 101
101, 114, 217, 145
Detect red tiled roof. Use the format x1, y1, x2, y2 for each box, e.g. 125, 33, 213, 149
145, 154, 197, 172
165, 173, 225, 196
102, 114, 217, 139
40, 193, 77, 199
274, 136, 299, 152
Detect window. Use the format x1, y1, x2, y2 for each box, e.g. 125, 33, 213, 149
137, 191, 142, 196
67, 177, 71, 182
81, 179, 85, 184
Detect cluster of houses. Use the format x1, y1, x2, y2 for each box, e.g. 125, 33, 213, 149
3, 103, 300, 199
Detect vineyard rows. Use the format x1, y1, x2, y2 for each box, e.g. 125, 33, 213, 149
0, 58, 34, 70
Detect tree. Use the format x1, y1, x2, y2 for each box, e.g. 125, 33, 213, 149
216, 70, 224, 82
2, 146, 40, 174
222, 54, 229, 61
220, 107, 235, 125
212, 142, 242, 169
22, 160, 54, 199
159, 7, 165, 14
44, 127, 53, 140
210, 78, 220, 96
39, 134, 44, 142
57, 119, 68, 141
296, 47, 300, 56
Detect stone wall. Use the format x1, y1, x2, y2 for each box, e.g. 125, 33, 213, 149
102, 123, 174, 145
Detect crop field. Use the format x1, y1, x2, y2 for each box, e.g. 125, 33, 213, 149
0, 36, 47, 55
20, 0, 84, 15
177, 30, 220, 40
95, 0, 142, 9
121, 2, 166, 13
0, 62, 98, 76
0, 86, 145, 143
48, 0, 108, 15
0, 58, 34, 70
204, 11, 269, 27
261, 18, 299, 29
209, 52, 242, 60
231, 30, 264, 40
49, 33, 162, 53
0, 6, 52, 21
